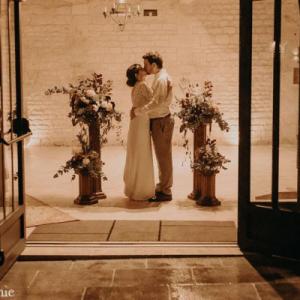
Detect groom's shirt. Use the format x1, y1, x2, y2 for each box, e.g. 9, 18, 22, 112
135, 68, 173, 119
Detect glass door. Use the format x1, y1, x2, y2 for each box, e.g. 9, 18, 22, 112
238, 0, 300, 258
0, 0, 30, 278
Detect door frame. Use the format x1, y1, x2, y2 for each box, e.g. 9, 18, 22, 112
238, 0, 300, 258
0, 0, 26, 279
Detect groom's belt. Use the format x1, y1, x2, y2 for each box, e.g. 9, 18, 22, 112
150, 114, 171, 121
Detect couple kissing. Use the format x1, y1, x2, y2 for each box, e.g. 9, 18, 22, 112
123, 51, 174, 202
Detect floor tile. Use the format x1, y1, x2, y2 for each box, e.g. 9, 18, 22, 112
33, 220, 114, 234
26, 146, 239, 222
71, 258, 147, 271
146, 257, 223, 269
193, 265, 264, 284
170, 283, 259, 300
11, 291, 83, 300
84, 286, 169, 300
109, 220, 160, 241
160, 222, 236, 242
223, 255, 300, 283
161, 221, 235, 227
0, 261, 73, 297
28, 269, 114, 294
113, 268, 193, 287
255, 281, 300, 300
28, 233, 108, 241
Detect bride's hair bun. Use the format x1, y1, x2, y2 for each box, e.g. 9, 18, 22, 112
126, 64, 143, 87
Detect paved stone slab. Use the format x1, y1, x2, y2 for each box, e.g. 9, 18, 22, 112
84, 286, 169, 300
33, 220, 114, 234
255, 282, 300, 300
161, 220, 235, 227
12, 291, 83, 300
193, 265, 264, 283
160, 221, 236, 242
147, 257, 223, 269
28, 233, 108, 242
72, 259, 147, 271
170, 283, 259, 300
109, 220, 160, 241
113, 268, 193, 287
29, 269, 114, 294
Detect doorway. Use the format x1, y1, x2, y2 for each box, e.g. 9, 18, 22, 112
1, 0, 299, 266
21, 0, 240, 248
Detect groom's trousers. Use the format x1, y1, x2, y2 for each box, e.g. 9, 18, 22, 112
150, 114, 175, 195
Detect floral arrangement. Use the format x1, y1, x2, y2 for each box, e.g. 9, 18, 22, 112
46, 73, 122, 180
176, 79, 230, 175
176, 80, 230, 134
53, 150, 106, 181
193, 139, 230, 176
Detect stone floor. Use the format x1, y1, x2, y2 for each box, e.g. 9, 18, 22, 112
1, 255, 300, 299
27, 220, 236, 242
23, 145, 297, 225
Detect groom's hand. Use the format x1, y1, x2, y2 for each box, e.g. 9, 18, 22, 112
130, 107, 136, 120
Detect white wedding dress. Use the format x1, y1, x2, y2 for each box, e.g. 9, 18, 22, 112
123, 81, 155, 200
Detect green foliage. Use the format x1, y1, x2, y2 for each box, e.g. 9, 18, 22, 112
176, 80, 230, 133
176, 80, 231, 175
46, 73, 122, 180
192, 139, 230, 176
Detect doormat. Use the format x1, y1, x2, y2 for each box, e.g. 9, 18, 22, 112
27, 220, 236, 243
26, 195, 78, 228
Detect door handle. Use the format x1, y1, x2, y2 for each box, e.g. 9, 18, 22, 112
0, 118, 32, 146
0, 132, 32, 146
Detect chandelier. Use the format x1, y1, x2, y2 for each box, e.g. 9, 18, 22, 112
103, 0, 141, 32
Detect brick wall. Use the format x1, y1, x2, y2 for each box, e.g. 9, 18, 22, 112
21, 0, 299, 146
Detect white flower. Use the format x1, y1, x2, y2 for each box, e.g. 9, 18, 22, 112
80, 97, 90, 105
82, 158, 90, 166
86, 89, 96, 98
92, 104, 99, 112
100, 101, 108, 109
106, 103, 113, 111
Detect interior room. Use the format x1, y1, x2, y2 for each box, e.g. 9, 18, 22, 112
1, 1, 300, 299
1, 0, 299, 245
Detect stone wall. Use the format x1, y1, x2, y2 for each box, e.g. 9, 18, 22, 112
21, 0, 299, 146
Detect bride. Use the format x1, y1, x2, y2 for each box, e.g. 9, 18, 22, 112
123, 64, 156, 201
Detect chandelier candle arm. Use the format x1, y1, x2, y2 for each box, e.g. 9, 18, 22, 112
102, 0, 141, 31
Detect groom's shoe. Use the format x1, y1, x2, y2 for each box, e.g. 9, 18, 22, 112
155, 191, 172, 201
148, 196, 159, 202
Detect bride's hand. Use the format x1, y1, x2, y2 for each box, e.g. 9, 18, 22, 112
130, 107, 136, 120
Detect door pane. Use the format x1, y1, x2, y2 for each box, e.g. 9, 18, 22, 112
4, 146, 13, 215
12, 142, 19, 209
8, 0, 18, 210
278, 0, 299, 209
250, 0, 274, 203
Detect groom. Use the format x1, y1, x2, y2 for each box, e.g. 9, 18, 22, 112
131, 51, 174, 202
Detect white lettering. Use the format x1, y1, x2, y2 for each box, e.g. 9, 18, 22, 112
0, 288, 15, 297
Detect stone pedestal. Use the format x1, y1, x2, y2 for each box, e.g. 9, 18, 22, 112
188, 123, 221, 206
74, 172, 105, 205
196, 174, 221, 206
188, 123, 207, 200
74, 119, 106, 205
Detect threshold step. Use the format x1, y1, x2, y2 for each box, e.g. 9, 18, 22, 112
20, 243, 242, 259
